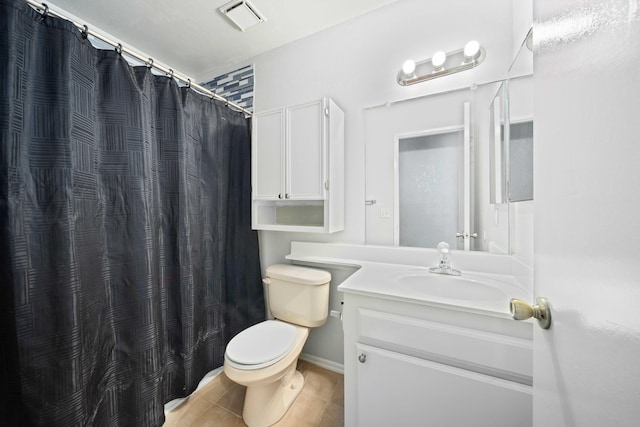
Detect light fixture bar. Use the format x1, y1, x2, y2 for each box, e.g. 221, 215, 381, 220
397, 41, 486, 86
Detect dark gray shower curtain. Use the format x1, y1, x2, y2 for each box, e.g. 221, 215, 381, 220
0, 1, 265, 425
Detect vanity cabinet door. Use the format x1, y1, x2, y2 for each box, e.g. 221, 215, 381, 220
356, 343, 532, 427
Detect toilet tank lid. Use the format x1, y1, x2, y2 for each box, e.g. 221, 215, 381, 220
266, 264, 331, 285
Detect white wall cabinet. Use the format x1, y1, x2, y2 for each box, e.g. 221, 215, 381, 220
252, 98, 344, 233
343, 293, 533, 426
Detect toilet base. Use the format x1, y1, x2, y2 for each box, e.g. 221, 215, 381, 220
242, 363, 304, 427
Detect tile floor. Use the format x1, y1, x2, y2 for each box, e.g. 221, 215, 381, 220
163, 360, 344, 427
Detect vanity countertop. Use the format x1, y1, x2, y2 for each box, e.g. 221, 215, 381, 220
285, 241, 533, 318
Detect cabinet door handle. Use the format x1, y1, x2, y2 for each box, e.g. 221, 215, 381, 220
358, 353, 367, 363
278, 194, 283, 199
285, 193, 290, 199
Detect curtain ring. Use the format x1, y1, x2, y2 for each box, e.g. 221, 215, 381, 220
167, 69, 174, 79
146, 57, 153, 69
115, 43, 122, 55
186, 79, 191, 88
39, 3, 49, 20
81, 24, 89, 39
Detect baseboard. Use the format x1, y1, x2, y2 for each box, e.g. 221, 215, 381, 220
300, 353, 344, 375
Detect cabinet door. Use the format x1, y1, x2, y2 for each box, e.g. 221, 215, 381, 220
356, 343, 532, 427
252, 108, 285, 200
287, 100, 325, 200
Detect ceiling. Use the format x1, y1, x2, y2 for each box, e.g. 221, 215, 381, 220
46, 0, 399, 80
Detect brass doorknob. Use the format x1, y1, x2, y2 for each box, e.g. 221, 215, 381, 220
510, 297, 551, 329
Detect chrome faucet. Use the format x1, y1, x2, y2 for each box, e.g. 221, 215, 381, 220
429, 242, 461, 276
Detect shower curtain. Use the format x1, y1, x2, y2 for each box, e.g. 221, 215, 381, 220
0, 1, 265, 425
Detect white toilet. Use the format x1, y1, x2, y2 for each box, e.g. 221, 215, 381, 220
223, 264, 331, 427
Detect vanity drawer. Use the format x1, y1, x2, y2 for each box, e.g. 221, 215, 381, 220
357, 308, 532, 384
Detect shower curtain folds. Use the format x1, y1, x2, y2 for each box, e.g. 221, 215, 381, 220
0, 1, 265, 425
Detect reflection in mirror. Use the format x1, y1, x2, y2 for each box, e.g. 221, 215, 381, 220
508, 26, 534, 203
364, 85, 509, 253
489, 83, 507, 205
509, 119, 533, 201
397, 128, 465, 250
489, 26, 534, 206
505, 26, 534, 259
489, 78, 533, 204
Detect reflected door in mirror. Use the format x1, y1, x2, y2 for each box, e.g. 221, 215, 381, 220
509, 120, 533, 202
397, 130, 464, 249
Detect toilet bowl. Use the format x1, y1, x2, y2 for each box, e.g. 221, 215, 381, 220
223, 264, 331, 427
224, 321, 309, 427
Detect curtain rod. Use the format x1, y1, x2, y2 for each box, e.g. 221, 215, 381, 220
24, 0, 253, 117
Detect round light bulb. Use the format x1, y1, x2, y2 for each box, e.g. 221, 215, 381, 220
432, 51, 446, 70
402, 59, 416, 76
463, 40, 481, 61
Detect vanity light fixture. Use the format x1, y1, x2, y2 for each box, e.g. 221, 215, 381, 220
397, 40, 486, 86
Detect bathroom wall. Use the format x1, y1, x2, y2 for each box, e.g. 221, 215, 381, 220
201, 0, 532, 366
250, 0, 516, 264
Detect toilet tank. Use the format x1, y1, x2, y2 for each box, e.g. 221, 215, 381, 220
265, 264, 331, 327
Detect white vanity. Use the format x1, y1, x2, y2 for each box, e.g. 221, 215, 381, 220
287, 242, 533, 427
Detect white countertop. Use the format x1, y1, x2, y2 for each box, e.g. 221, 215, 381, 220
286, 241, 533, 318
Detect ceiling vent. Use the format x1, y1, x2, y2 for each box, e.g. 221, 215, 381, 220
219, 0, 266, 32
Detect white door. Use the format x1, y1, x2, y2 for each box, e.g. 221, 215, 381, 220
533, 1, 640, 426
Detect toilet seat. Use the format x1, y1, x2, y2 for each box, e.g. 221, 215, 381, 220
225, 320, 297, 370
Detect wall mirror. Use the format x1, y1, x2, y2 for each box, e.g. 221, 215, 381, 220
490, 27, 534, 205
364, 83, 510, 252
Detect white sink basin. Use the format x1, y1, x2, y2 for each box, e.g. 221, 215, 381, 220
390, 269, 519, 302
